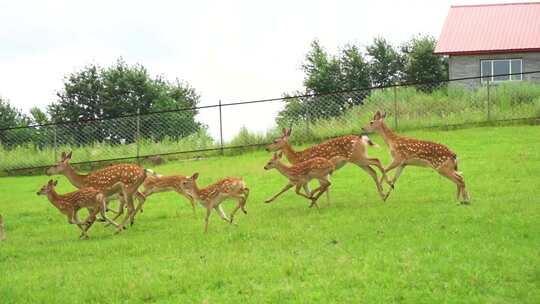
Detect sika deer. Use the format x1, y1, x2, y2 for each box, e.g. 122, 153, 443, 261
263, 152, 335, 208
141, 174, 196, 216
362, 111, 470, 204
179, 173, 249, 233
266, 128, 388, 201
36, 180, 120, 239
46, 152, 148, 231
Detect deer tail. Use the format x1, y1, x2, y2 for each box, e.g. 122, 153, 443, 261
361, 134, 379, 148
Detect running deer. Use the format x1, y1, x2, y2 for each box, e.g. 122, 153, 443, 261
263, 152, 335, 208
362, 111, 470, 204
0, 214, 5, 241
46, 152, 148, 231
266, 128, 388, 200
141, 175, 196, 216
36, 180, 120, 239
178, 173, 249, 233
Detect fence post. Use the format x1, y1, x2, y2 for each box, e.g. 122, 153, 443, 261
219, 99, 224, 155
305, 98, 311, 139
486, 79, 491, 121
53, 124, 58, 162
393, 86, 398, 130
136, 108, 141, 164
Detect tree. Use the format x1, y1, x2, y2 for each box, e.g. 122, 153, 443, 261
30, 107, 49, 125
49, 59, 202, 145
401, 35, 448, 85
281, 40, 373, 122
366, 37, 404, 86
0, 97, 33, 148
302, 40, 342, 95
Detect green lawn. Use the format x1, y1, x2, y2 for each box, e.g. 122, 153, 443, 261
1, 125, 539, 303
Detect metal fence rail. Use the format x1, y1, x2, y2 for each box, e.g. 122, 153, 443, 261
1, 71, 540, 174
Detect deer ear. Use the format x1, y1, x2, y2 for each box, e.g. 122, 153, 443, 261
61, 152, 66, 160
277, 152, 283, 158
382, 112, 387, 119
53, 180, 58, 186
282, 128, 287, 135
66, 151, 72, 160
191, 173, 199, 180
47, 179, 54, 185
286, 128, 292, 136
374, 111, 381, 120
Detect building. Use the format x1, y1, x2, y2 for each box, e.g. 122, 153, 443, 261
434, 2, 540, 87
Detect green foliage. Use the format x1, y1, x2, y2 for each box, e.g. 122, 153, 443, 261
401, 35, 448, 86
366, 37, 404, 86
1, 126, 539, 303
49, 58, 201, 145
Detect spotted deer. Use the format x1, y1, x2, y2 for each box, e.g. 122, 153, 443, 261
0, 214, 5, 241
46, 152, 148, 231
362, 111, 470, 204
36, 180, 121, 239
178, 173, 249, 233
263, 152, 336, 208
266, 128, 388, 200
141, 175, 196, 216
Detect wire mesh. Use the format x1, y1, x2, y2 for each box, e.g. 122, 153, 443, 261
1, 72, 539, 173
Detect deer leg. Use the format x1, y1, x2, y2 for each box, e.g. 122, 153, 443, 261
132, 192, 147, 219
355, 163, 386, 201
295, 184, 315, 200
204, 207, 212, 233
98, 197, 120, 228
109, 196, 125, 222
265, 183, 293, 203
176, 190, 196, 217
384, 159, 404, 188
302, 183, 312, 197
214, 205, 231, 223
308, 181, 330, 209
437, 168, 469, 204
134, 192, 146, 213
116, 187, 135, 233
365, 158, 389, 185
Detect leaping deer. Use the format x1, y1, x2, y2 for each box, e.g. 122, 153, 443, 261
266, 128, 388, 201
46, 152, 148, 231
141, 174, 196, 216
362, 111, 470, 204
263, 152, 335, 208
36, 180, 120, 239
178, 173, 249, 233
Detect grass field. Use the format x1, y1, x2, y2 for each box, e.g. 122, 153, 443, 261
1, 125, 539, 303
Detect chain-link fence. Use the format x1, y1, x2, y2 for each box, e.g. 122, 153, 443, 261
1, 71, 539, 174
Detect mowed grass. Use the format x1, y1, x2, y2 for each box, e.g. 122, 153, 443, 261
0, 125, 539, 303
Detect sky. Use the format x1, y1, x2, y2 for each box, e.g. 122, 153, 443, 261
0, 0, 533, 140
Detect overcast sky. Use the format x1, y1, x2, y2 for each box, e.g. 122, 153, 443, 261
0, 0, 532, 140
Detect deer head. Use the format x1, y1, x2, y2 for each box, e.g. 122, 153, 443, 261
37, 179, 58, 196
264, 152, 283, 170
266, 128, 292, 152
180, 173, 199, 195
46, 151, 73, 175
362, 111, 387, 133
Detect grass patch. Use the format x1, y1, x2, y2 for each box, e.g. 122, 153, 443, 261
0, 125, 539, 303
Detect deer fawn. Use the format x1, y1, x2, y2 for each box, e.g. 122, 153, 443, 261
0, 214, 5, 241
46, 152, 148, 231
362, 111, 470, 204
266, 128, 388, 200
36, 180, 121, 239
179, 173, 249, 233
141, 174, 196, 216
263, 152, 335, 208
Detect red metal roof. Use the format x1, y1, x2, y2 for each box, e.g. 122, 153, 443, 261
434, 2, 540, 55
